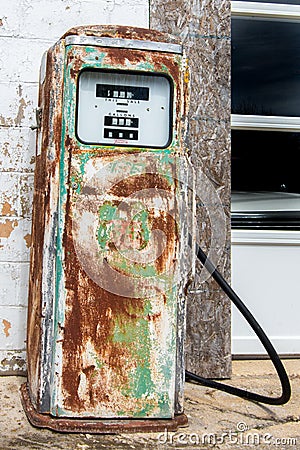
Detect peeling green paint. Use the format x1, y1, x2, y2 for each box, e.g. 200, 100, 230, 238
157, 392, 172, 417
95, 357, 105, 369
78, 152, 91, 176
98, 203, 117, 221
113, 315, 155, 415
157, 151, 176, 184
51, 50, 71, 412
111, 257, 157, 278
97, 203, 117, 250
134, 209, 150, 250
71, 152, 98, 194
96, 201, 152, 263
110, 159, 146, 175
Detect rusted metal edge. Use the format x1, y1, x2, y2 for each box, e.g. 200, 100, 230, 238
20, 383, 188, 434
65, 35, 183, 54
62, 25, 181, 46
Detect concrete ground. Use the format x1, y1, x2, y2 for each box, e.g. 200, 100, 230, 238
0, 359, 299, 450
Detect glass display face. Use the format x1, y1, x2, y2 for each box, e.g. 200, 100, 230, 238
96, 84, 149, 101
232, 17, 300, 116
77, 70, 172, 148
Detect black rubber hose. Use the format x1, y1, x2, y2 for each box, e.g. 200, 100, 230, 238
185, 242, 291, 405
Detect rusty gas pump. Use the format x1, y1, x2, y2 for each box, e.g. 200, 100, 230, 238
21, 25, 194, 433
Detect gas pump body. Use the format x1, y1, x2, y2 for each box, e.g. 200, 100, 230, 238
22, 26, 191, 432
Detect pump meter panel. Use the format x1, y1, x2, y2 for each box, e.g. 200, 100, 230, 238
77, 71, 172, 148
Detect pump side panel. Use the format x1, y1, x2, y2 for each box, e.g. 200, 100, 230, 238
50, 44, 187, 418
26, 43, 64, 411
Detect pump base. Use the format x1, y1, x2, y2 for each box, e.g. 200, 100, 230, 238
20, 382, 188, 433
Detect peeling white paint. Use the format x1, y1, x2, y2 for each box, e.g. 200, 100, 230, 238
0, 0, 149, 40
0, 38, 51, 83
0, 349, 26, 373
0, 217, 32, 262
0, 127, 35, 173
0, 307, 27, 349
0, 262, 29, 306
0, 172, 34, 218
0, 82, 36, 128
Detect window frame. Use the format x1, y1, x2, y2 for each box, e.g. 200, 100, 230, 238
231, 1, 300, 131
231, 1, 300, 20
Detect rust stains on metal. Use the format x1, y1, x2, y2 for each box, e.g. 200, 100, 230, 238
58, 150, 180, 416
20, 382, 188, 433
26, 152, 48, 404
101, 46, 181, 82
64, 135, 75, 152
60, 180, 156, 413
40, 47, 64, 171
67, 50, 85, 80
61, 270, 145, 412
107, 170, 178, 277
26, 40, 65, 410
103, 47, 152, 69
62, 25, 181, 46
108, 173, 171, 197
152, 212, 177, 275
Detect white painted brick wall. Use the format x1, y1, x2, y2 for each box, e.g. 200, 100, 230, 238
0, 0, 149, 374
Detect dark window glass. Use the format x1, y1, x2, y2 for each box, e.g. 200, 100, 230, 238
232, 130, 300, 194
232, 18, 300, 116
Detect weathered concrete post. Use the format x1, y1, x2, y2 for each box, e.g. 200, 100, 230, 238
150, 0, 231, 378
